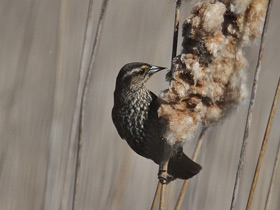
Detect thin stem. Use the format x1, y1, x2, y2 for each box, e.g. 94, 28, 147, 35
246, 78, 280, 210
71, 0, 109, 210
174, 128, 207, 210
159, 161, 169, 210
160, 169, 168, 210
229, 0, 273, 209
151, 182, 162, 210
151, 1, 182, 209
159, 143, 172, 210
264, 137, 280, 210
171, 0, 182, 64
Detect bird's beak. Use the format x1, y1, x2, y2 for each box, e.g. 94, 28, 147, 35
148, 66, 167, 75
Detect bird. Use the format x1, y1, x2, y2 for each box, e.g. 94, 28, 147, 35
112, 62, 202, 182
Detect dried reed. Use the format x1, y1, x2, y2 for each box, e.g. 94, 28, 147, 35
246, 78, 280, 210
151, 182, 162, 210
151, 1, 182, 209
264, 137, 280, 210
158, 0, 270, 209
230, 0, 273, 208
146, 0, 273, 209
174, 128, 206, 210
171, 0, 182, 61
71, 0, 110, 209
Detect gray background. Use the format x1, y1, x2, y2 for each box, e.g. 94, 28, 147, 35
0, 0, 279, 209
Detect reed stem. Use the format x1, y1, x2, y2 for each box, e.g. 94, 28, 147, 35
246, 78, 280, 210
264, 137, 280, 210
229, 0, 273, 208
174, 128, 206, 210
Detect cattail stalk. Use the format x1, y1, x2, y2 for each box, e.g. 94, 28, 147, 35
71, 0, 110, 209
230, 0, 273, 208
151, 1, 182, 209
171, 0, 182, 62
246, 78, 280, 210
264, 137, 280, 210
150, 182, 162, 210
174, 128, 206, 210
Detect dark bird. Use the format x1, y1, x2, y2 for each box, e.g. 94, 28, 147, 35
112, 62, 202, 182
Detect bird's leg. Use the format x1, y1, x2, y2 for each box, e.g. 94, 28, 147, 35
158, 142, 172, 184
158, 141, 172, 210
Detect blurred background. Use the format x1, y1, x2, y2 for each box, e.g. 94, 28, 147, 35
0, 0, 279, 209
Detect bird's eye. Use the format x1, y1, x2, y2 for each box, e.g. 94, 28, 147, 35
139, 68, 145, 74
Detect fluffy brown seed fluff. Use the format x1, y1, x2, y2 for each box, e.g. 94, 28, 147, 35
158, 0, 268, 145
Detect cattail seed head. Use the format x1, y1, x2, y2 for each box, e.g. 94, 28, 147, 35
159, 0, 268, 145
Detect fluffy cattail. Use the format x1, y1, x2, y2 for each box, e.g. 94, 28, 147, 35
158, 0, 268, 145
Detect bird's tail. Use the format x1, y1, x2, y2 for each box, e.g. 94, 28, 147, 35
168, 152, 202, 180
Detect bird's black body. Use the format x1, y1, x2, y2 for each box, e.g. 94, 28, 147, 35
112, 62, 201, 180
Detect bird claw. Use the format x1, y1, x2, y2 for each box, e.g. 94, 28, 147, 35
157, 170, 174, 184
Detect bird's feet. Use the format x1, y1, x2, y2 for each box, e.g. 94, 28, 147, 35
157, 169, 175, 184
158, 142, 174, 184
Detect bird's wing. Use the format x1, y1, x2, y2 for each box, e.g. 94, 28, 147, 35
138, 91, 166, 163
111, 107, 125, 140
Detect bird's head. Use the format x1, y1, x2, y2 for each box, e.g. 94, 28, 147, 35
115, 62, 166, 90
